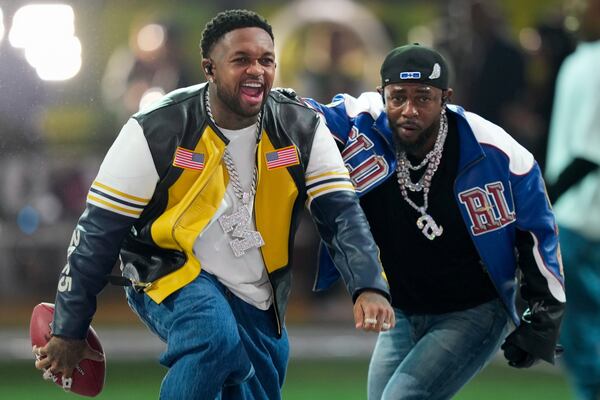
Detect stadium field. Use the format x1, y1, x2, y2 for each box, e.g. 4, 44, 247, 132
2, 358, 571, 399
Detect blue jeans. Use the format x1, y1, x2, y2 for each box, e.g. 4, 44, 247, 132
125, 271, 289, 400
558, 226, 600, 400
367, 298, 510, 400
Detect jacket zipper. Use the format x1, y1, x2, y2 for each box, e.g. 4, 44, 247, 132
253, 141, 283, 336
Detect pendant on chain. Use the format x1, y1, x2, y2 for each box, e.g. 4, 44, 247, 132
219, 204, 265, 257
416, 214, 443, 240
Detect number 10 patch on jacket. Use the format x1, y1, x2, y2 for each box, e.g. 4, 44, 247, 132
265, 145, 299, 170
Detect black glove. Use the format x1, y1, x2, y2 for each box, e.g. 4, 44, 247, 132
501, 332, 540, 368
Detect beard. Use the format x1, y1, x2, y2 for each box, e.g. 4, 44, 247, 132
215, 84, 266, 119
392, 118, 440, 156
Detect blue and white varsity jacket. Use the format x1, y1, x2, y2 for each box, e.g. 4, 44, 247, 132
306, 92, 565, 363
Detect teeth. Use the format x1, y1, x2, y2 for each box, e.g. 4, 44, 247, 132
242, 82, 262, 88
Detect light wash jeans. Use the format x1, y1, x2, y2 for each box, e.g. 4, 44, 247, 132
558, 226, 600, 400
126, 271, 288, 400
368, 298, 510, 400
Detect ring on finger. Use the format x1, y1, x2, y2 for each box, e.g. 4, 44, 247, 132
382, 322, 391, 330
364, 318, 377, 325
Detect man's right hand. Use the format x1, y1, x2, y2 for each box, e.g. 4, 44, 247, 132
33, 336, 104, 383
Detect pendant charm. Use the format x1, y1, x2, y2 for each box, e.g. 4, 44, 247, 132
219, 206, 265, 257
416, 214, 443, 240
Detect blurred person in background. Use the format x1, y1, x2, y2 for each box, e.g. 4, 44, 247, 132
545, 0, 600, 398
32, 9, 393, 400
301, 43, 565, 399
525, 18, 575, 169
438, 0, 526, 130
101, 21, 195, 122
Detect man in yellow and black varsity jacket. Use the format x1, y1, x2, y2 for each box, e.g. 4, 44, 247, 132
34, 10, 393, 400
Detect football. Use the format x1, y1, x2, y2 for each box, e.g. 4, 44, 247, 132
29, 302, 106, 397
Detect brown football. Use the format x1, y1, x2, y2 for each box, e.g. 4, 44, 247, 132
30, 302, 105, 397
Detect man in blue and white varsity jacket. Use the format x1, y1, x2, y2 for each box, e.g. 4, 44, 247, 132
303, 44, 565, 400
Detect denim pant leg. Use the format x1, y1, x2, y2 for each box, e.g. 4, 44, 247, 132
126, 272, 254, 400
220, 294, 289, 400
558, 226, 600, 400
368, 298, 510, 400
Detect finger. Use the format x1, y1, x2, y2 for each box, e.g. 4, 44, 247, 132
379, 309, 394, 331
389, 308, 396, 328
362, 308, 378, 330
35, 357, 51, 371
61, 365, 75, 380
83, 346, 105, 362
33, 345, 47, 358
363, 313, 379, 332
353, 302, 365, 329
42, 368, 57, 382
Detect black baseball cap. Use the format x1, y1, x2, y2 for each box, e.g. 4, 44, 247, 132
380, 44, 449, 90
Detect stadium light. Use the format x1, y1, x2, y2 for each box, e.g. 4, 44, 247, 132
25, 35, 82, 81
8, 4, 81, 81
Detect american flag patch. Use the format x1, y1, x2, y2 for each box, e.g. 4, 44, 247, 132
173, 147, 205, 170
265, 146, 300, 170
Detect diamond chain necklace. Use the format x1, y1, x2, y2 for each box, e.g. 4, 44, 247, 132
204, 88, 261, 205
395, 110, 448, 240
204, 87, 265, 256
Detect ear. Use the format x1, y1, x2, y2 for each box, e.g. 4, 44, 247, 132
201, 59, 213, 82
442, 88, 454, 105
377, 85, 384, 103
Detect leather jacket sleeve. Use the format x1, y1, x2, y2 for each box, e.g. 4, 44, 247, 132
53, 207, 134, 339
511, 162, 565, 363
52, 118, 158, 339
309, 190, 390, 301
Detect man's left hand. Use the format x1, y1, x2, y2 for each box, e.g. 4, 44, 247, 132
353, 291, 395, 332
501, 329, 541, 368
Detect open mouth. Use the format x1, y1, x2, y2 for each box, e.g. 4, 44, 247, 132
240, 82, 264, 106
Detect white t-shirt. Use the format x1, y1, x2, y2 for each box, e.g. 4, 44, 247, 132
193, 124, 273, 310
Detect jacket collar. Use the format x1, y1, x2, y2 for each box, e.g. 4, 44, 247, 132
447, 105, 486, 172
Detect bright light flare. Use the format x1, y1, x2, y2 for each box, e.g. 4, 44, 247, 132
8, 4, 81, 81
25, 36, 82, 81
9, 4, 74, 48
139, 87, 166, 111
137, 24, 165, 52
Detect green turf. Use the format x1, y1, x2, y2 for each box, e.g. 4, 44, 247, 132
3, 359, 572, 399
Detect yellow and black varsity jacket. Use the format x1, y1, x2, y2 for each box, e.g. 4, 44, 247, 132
52, 84, 389, 339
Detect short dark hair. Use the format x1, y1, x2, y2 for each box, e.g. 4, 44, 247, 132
200, 9, 274, 58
